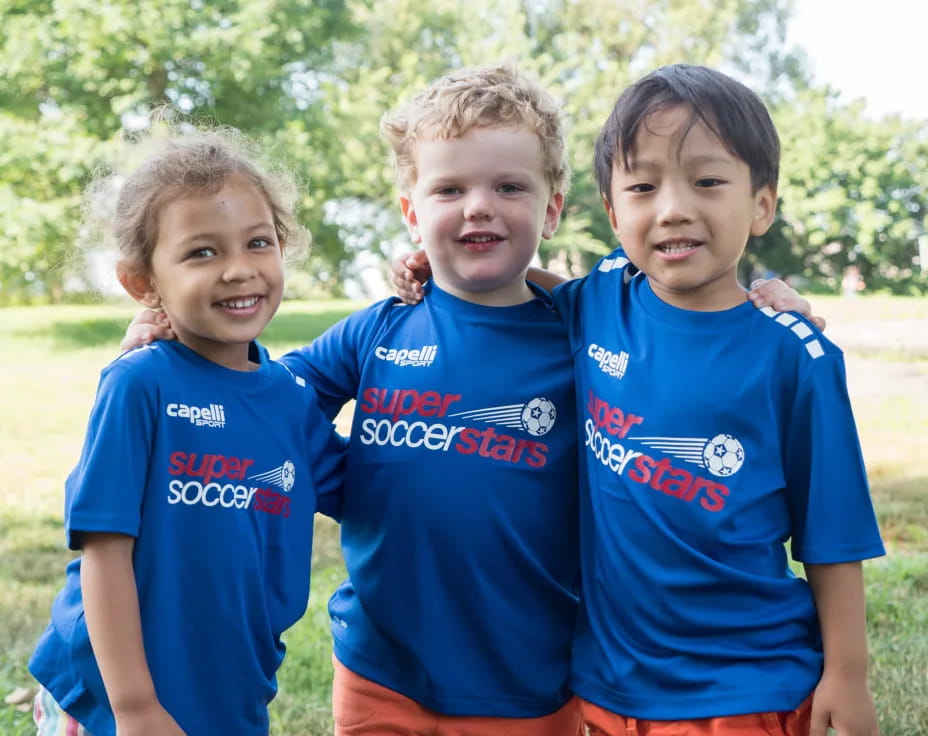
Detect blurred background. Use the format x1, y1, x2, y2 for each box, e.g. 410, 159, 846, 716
1, 0, 926, 304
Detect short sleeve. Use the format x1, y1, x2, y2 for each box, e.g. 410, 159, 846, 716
784, 353, 884, 564
552, 276, 591, 357
303, 390, 347, 521
279, 302, 393, 421
552, 248, 633, 353
64, 362, 158, 548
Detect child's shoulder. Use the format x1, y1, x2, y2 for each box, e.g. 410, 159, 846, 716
269, 354, 323, 396
749, 306, 842, 365
592, 250, 635, 277
88, 342, 178, 411
345, 294, 422, 329
569, 248, 638, 296
104, 340, 174, 379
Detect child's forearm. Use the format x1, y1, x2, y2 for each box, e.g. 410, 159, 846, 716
526, 266, 567, 292
80, 533, 160, 717
805, 561, 870, 678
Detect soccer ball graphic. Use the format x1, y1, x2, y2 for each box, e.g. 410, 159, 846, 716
521, 397, 556, 437
702, 434, 745, 477
280, 460, 296, 492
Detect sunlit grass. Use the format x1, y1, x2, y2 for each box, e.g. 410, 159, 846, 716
1, 297, 926, 734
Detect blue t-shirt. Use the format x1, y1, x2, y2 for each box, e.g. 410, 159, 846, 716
281, 281, 579, 717
554, 251, 884, 719
30, 340, 346, 736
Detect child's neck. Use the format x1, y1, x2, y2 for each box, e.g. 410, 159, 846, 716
434, 277, 535, 308
646, 277, 748, 312
178, 338, 259, 372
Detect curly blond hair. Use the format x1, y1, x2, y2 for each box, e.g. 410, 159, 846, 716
381, 62, 570, 196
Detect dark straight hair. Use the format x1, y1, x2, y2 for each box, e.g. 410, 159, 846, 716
594, 64, 780, 203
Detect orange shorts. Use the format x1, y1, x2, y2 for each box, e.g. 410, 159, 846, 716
580, 694, 813, 736
331, 656, 583, 736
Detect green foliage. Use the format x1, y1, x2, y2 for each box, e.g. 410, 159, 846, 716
0, 0, 357, 301
0, 0, 926, 301
772, 91, 928, 294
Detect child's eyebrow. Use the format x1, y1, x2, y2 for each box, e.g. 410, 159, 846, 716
620, 157, 661, 173
240, 221, 276, 234
682, 153, 737, 168
622, 153, 736, 172
176, 221, 275, 245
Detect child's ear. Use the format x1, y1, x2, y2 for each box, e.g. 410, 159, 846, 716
399, 196, 422, 244
750, 185, 777, 237
116, 259, 161, 308
541, 192, 565, 240
602, 194, 620, 234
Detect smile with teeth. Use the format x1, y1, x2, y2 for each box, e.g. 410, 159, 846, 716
461, 235, 500, 243
657, 241, 700, 254
217, 296, 260, 309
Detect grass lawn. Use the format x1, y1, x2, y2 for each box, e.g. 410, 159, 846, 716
1, 295, 926, 735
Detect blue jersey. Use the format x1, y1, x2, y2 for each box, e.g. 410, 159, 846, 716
30, 340, 345, 736
281, 282, 579, 717
554, 251, 884, 719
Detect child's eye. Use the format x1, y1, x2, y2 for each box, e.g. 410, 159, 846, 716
627, 183, 655, 193
249, 237, 273, 250
695, 178, 724, 188
188, 247, 216, 259
436, 186, 462, 196
498, 183, 524, 194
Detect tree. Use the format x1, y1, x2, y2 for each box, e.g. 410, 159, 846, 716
767, 89, 928, 294
0, 0, 355, 301
2, 0, 924, 299
320, 0, 805, 276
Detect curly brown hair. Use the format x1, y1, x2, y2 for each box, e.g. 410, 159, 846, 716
87, 126, 309, 270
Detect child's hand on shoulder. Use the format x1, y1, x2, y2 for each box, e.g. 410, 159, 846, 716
121, 310, 176, 352
390, 251, 431, 305
809, 673, 880, 736
748, 278, 826, 330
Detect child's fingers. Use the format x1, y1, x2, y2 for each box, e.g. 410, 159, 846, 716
120, 322, 174, 352
809, 314, 826, 330
397, 281, 423, 305
127, 309, 162, 329
405, 250, 429, 270
807, 706, 831, 736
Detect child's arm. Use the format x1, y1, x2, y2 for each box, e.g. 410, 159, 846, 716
526, 265, 566, 292
81, 532, 187, 735
390, 250, 826, 327
805, 562, 880, 736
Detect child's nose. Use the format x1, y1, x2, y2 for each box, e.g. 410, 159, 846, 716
222, 252, 258, 281
463, 190, 493, 220
656, 184, 694, 225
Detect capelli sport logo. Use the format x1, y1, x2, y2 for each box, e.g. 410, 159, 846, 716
374, 343, 437, 367
587, 343, 629, 379
166, 402, 226, 428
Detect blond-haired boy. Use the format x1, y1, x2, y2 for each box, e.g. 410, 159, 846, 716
282, 62, 584, 735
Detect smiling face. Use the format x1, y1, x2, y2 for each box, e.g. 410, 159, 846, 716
401, 125, 564, 306
605, 105, 776, 311
121, 173, 284, 370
